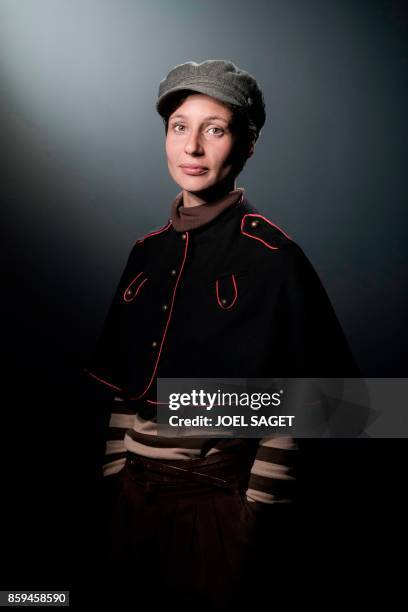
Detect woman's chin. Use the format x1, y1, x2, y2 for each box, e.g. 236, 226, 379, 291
178, 175, 213, 192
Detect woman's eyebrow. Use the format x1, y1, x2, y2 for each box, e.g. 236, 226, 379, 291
170, 114, 229, 124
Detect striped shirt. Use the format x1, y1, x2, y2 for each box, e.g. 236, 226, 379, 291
103, 396, 297, 505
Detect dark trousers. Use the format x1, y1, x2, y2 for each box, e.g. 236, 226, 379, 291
99, 449, 274, 609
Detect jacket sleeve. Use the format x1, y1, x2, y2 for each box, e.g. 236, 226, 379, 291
274, 243, 361, 379
83, 238, 146, 391
80, 241, 144, 488
245, 243, 361, 508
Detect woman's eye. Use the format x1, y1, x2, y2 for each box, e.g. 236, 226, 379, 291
173, 123, 185, 132
207, 127, 224, 135
171, 124, 224, 136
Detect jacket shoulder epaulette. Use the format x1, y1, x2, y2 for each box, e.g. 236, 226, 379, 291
240, 213, 293, 251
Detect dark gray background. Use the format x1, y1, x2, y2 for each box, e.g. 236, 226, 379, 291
1, 0, 406, 601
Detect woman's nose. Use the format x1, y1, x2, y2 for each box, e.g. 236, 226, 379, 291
184, 130, 203, 154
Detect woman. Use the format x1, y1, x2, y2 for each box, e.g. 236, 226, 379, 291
83, 60, 360, 608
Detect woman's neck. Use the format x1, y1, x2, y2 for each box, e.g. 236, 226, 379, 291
182, 177, 237, 208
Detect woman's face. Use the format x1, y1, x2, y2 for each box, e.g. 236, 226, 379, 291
165, 93, 238, 194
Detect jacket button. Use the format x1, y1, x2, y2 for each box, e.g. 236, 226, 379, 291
181, 233, 187, 240
221, 298, 227, 305
162, 304, 168, 311
125, 289, 133, 297
170, 269, 177, 276
250, 220, 259, 228
152, 341, 158, 348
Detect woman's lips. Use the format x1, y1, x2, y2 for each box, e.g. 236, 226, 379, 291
180, 166, 208, 175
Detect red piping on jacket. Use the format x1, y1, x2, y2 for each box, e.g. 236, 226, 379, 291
215, 273, 238, 309
84, 369, 123, 391
240, 214, 292, 250
136, 220, 172, 244
130, 231, 190, 401
123, 272, 148, 303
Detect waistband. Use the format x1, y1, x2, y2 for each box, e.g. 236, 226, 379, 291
124, 448, 256, 493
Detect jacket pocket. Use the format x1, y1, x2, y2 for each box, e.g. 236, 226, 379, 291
213, 271, 246, 310
122, 272, 148, 303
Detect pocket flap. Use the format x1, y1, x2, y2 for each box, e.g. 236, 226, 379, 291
122, 272, 148, 303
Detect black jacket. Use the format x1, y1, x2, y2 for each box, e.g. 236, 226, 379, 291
84, 193, 360, 401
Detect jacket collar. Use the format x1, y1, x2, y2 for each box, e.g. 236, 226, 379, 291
170, 188, 245, 232
172, 191, 258, 246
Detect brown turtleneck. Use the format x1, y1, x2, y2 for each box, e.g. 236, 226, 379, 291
170, 188, 245, 232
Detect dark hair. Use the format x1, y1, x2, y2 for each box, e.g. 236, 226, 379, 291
162, 90, 258, 176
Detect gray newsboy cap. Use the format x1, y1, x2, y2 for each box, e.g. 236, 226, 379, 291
156, 59, 266, 137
